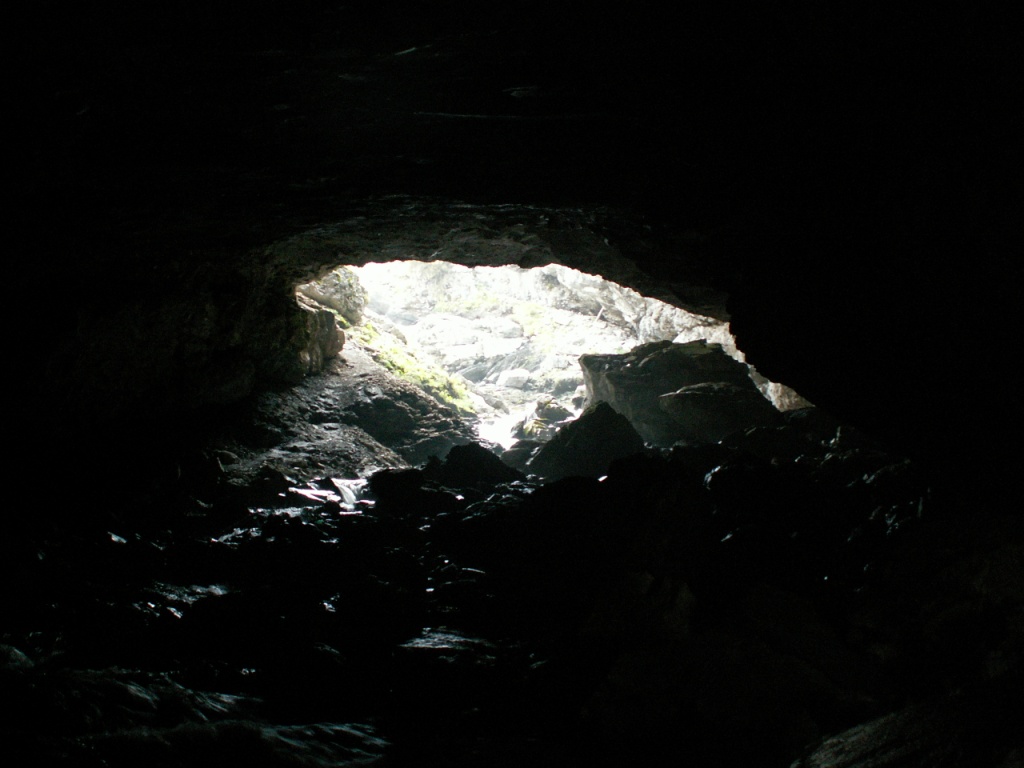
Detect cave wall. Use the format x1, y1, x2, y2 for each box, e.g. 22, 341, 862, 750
15, 3, 1021, 499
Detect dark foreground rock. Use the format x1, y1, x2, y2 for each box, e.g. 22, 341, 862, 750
659, 380, 782, 442
527, 401, 646, 480
422, 442, 525, 492
791, 680, 1024, 768
4, 369, 1023, 768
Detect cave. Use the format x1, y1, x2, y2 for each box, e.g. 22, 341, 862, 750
301, 258, 804, 451
7, 3, 1023, 767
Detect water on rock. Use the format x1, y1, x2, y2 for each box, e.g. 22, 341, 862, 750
7, 329, 1022, 767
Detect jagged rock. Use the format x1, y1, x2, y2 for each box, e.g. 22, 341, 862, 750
659, 381, 783, 443
496, 368, 531, 388
792, 683, 1024, 768
298, 297, 346, 374
512, 398, 575, 442
581, 340, 778, 446
268, 294, 346, 383
296, 266, 369, 326
527, 401, 645, 480
368, 467, 426, 500
0, 645, 33, 671
422, 442, 524, 492
720, 424, 824, 463
500, 439, 544, 472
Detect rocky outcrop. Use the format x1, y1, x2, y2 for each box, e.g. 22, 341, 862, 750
791, 684, 1024, 767
581, 340, 781, 446
349, 260, 745, 440
512, 398, 575, 442
527, 401, 645, 480
296, 267, 368, 327
208, 343, 476, 484
659, 381, 782, 443
422, 442, 525, 491
291, 294, 345, 380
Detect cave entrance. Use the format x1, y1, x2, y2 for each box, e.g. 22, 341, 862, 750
297, 260, 807, 454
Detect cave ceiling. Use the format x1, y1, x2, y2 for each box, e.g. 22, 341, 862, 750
16, 3, 1022, 493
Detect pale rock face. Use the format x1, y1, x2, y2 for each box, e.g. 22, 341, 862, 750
581, 340, 780, 446
496, 368, 531, 389
345, 259, 768, 444
307, 259, 810, 447
295, 266, 368, 326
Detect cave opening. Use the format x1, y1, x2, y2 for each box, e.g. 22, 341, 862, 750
10, 1, 1023, 763
294, 258, 809, 472
10, 229, 1017, 768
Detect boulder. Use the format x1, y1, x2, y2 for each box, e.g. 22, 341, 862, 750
367, 467, 463, 516
527, 401, 645, 480
296, 296, 345, 375
422, 442, 525, 492
792, 684, 1024, 768
658, 381, 782, 443
295, 266, 368, 326
512, 398, 575, 442
367, 467, 426, 500
580, 340, 778, 446
500, 439, 544, 472
496, 368, 531, 388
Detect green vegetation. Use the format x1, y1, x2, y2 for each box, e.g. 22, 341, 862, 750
324, 307, 352, 329
349, 322, 477, 416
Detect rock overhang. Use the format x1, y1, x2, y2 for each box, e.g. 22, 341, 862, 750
266, 201, 731, 322
14, 2, 1020, 505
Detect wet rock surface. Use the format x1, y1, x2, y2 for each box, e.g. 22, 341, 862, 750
6, 374, 1023, 767
205, 343, 476, 484
14, 4, 1023, 766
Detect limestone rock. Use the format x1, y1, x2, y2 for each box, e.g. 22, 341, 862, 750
512, 398, 575, 442
422, 442, 524, 491
792, 684, 1024, 768
264, 294, 346, 384
581, 340, 778, 446
296, 266, 368, 326
659, 381, 783, 443
500, 439, 544, 472
496, 368, 531, 389
527, 401, 645, 480
297, 297, 345, 375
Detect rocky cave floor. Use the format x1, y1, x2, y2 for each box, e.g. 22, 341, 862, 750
4, 344, 1024, 768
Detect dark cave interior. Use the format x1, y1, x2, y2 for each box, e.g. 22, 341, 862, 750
6, 3, 1024, 766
